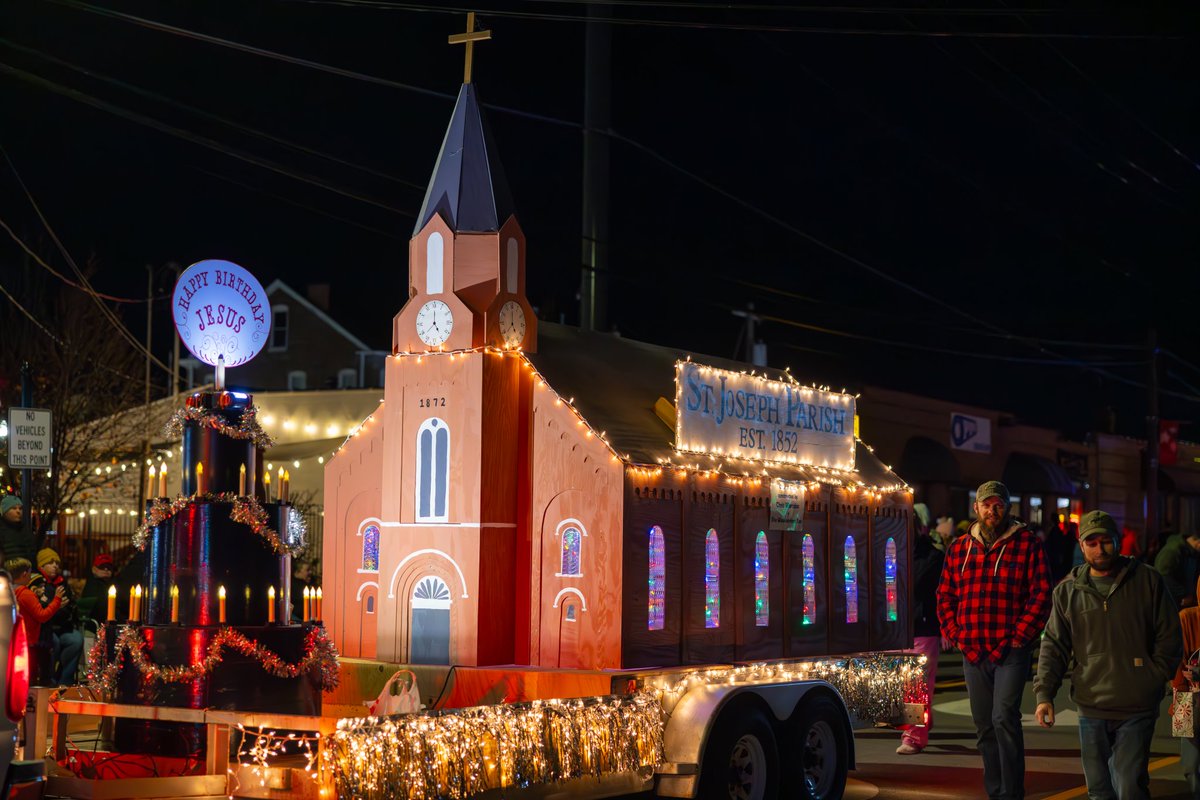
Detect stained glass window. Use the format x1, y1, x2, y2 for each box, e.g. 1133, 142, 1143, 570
561, 527, 582, 576
844, 536, 858, 624
704, 529, 720, 628
361, 524, 380, 572
754, 532, 769, 627
885, 537, 898, 622
802, 534, 816, 625
648, 526, 665, 631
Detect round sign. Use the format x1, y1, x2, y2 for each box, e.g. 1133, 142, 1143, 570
172, 260, 271, 368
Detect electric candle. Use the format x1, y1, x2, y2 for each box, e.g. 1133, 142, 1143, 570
315, 587, 322, 621
128, 585, 137, 622
277, 467, 284, 504
147, 465, 156, 499
133, 585, 143, 622
263, 470, 271, 503
170, 585, 180, 623
302, 586, 310, 622
159, 463, 167, 498
282, 470, 290, 504
107, 585, 116, 621
268, 586, 276, 624
218, 585, 227, 624
195, 462, 204, 495
239, 463, 246, 496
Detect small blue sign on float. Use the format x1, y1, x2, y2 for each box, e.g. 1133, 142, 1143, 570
172, 259, 271, 368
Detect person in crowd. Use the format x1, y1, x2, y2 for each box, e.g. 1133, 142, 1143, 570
290, 559, 313, 622
1044, 519, 1073, 582
1035, 510, 1181, 800
1171, 573, 1200, 797
937, 481, 1052, 800
0, 495, 36, 565
897, 514, 947, 755
5, 557, 65, 689
1156, 530, 1200, 608
1120, 525, 1144, 560
77, 553, 117, 624
36, 547, 84, 685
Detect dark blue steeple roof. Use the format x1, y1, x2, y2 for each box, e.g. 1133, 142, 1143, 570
414, 83, 515, 235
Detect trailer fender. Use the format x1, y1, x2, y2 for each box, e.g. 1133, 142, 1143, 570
656, 679, 854, 798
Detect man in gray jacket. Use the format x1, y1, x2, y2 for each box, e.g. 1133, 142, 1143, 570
1035, 510, 1182, 800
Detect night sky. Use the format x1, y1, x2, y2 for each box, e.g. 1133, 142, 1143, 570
0, 2, 1197, 439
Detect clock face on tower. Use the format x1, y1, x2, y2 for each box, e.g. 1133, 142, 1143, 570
498, 300, 526, 348
415, 300, 454, 346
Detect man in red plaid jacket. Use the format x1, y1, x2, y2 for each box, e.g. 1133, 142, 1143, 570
937, 480, 1052, 800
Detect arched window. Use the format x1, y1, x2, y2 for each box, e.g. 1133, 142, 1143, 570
506, 238, 519, 293
885, 537, 898, 622
560, 527, 582, 576
361, 524, 380, 572
844, 536, 859, 624
416, 418, 450, 522
365, 595, 375, 614
802, 534, 816, 625
704, 529, 720, 629
648, 526, 665, 631
426, 232, 444, 294
754, 532, 769, 626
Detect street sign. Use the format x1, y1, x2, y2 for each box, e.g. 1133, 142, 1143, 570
7, 407, 52, 469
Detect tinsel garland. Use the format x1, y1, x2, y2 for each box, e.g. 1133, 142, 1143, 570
133, 493, 303, 555
84, 623, 340, 699
330, 692, 666, 800
163, 403, 275, 448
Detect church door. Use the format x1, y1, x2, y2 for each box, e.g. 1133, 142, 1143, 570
410, 576, 451, 665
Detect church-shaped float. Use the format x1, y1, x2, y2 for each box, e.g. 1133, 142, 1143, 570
322, 78, 912, 672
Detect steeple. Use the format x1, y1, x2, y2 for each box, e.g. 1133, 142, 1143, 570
414, 83, 515, 235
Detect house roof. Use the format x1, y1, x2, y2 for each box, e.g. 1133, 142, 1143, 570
527, 323, 906, 489
264, 280, 380, 353
414, 82, 515, 235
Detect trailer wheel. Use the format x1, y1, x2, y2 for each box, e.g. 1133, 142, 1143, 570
785, 695, 848, 800
698, 706, 780, 800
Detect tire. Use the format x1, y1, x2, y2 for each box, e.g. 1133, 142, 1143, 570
697, 705, 780, 800
783, 695, 849, 800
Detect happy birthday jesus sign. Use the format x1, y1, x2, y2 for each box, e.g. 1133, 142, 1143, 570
172, 259, 271, 368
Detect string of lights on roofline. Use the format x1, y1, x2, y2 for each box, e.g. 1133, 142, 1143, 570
327, 346, 910, 496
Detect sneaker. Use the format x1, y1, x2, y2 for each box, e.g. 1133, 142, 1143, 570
896, 742, 923, 755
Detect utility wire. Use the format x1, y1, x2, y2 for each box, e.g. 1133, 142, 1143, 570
0, 36, 428, 193
0, 213, 145, 303
0, 61, 414, 217
269, 0, 1177, 38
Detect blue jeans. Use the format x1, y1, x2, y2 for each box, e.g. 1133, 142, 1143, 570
50, 629, 83, 686
1181, 735, 1200, 798
1077, 713, 1155, 800
963, 644, 1031, 800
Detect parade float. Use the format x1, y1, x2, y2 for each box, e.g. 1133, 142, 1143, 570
34, 16, 926, 800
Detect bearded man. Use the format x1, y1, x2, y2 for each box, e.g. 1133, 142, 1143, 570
937, 480, 1052, 800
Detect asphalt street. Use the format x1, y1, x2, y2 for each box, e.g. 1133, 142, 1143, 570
848, 651, 1193, 799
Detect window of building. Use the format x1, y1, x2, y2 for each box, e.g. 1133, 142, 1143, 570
802, 534, 816, 625
427, 232, 444, 294
844, 536, 858, 624
885, 537, 898, 622
565, 604, 576, 622
648, 526, 665, 631
287, 370, 307, 391
365, 595, 375, 614
270, 305, 289, 351
416, 418, 450, 522
754, 531, 769, 627
704, 529, 720, 629
506, 237, 519, 293
337, 368, 357, 389
361, 524, 380, 572
560, 526, 582, 576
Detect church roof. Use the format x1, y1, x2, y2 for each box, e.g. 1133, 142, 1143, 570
415, 83, 515, 235
527, 323, 906, 489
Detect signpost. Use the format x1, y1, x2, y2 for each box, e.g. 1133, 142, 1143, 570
6, 407, 53, 469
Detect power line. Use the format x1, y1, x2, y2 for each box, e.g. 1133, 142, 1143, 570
0, 60, 414, 217
0, 213, 145, 303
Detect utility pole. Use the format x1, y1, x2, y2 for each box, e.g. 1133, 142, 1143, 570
169, 262, 181, 396
732, 303, 768, 366
579, 3, 611, 332
1146, 328, 1159, 547
139, 265, 153, 522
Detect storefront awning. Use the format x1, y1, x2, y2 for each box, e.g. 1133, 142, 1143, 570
898, 436, 961, 484
1002, 452, 1076, 496
1161, 466, 1200, 496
